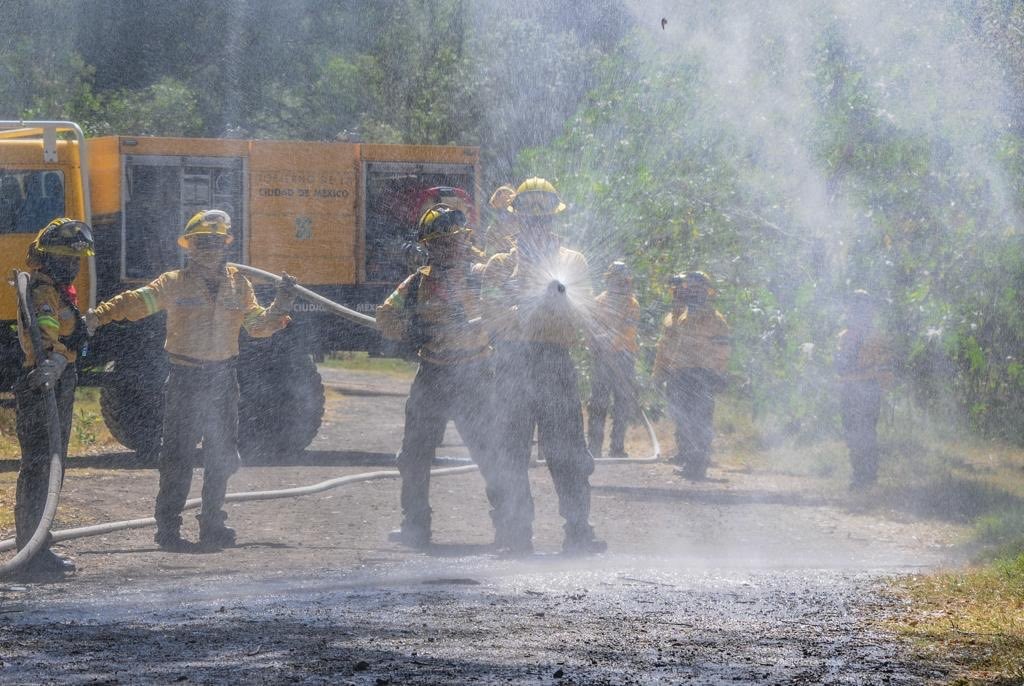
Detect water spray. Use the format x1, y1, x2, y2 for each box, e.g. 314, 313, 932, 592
0, 265, 659, 560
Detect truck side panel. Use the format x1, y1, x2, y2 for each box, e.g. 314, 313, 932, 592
248, 141, 359, 286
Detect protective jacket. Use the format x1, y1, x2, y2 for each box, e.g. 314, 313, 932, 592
593, 291, 640, 354
653, 305, 731, 377
835, 329, 893, 386
17, 272, 85, 367
480, 239, 591, 347
93, 265, 289, 365
376, 265, 489, 365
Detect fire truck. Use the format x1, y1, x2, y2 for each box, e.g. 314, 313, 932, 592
0, 121, 480, 462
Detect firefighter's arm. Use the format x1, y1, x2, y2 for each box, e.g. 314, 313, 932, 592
375, 274, 416, 342
241, 277, 290, 338
93, 273, 171, 325
31, 284, 73, 363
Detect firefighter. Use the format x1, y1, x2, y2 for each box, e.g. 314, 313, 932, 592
587, 260, 640, 458
12, 218, 93, 580
835, 290, 893, 489
653, 271, 731, 481
377, 204, 500, 548
482, 185, 518, 256
86, 210, 298, 550
481, 177, 606, 555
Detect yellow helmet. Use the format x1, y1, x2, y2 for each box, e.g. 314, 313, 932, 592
417, 203, 469, 244
509, 177, 566, 216
179, 209, 233, 248
30, 217, 95, 257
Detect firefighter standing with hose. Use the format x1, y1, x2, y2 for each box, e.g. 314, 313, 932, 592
653, 271, 732, 481
481, 177, 606, 555
835, 290, 893, 490
12, 218, 94, 580
587, 260, 641, 458
377, 204, 502, 548
482, 185, 518, 257
85, 210, 298, 550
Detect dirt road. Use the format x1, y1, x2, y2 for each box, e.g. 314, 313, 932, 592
0, 366, 962, 684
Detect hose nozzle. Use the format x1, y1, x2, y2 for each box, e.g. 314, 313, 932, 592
548, 279, 566, 295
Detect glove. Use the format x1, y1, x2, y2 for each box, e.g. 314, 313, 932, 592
271, 272, 300, 314
28, 353, 68, 390
85, 308, 100, 336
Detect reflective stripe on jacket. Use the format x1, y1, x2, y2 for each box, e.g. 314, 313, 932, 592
17, 272, 79, 367
94, 266, 288, 364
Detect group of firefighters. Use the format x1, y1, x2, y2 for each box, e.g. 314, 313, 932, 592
8, 177, 892, 580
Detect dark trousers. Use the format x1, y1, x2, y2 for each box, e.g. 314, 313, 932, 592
665, 368, 717, 472
492, 343, 595, 540
155, 362, 241, 532
14, 365, 76, 550
587, 351, 636, 456
396, 359, 500, 529
840, 380, 882, 484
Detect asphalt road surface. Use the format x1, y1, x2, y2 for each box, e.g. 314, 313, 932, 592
0, 366, 960, 684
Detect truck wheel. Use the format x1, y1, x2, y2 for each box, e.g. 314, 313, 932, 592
237, 339, 324, 463
100, 357, 167, 465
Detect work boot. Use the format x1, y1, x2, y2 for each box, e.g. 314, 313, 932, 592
198, 512, 236, 549
154, 528, 192, 552
12, 549, 76, 582
608, 447, 629, 458
388, 519, 431, 549
562, 525, 607, 556
492, 527, 534, 557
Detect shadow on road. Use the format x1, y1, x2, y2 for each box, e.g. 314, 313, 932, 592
0, 449, 402, 473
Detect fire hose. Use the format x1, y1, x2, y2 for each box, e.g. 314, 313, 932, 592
0, 265, 660, 559
0, 272, 67, 578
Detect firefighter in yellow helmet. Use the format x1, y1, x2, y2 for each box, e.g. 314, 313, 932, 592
480, 177, 606, 555
12, 218, 94, 580
86, 210, 299, 550
587, 260, 641, 458
482, 184, 518, 256
376, 204, 502, 548
835, 290, 893, 489
652, 271, 732, 480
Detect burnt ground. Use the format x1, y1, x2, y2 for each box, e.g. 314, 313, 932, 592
0, 366, 964, 684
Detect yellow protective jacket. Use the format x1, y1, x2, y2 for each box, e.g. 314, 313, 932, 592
835, 328, 894, 386
17, 272, 82, 367
376, 265, 489, 365
653, 305, 731, 377
480, 241, 592, 347
94, 265, 289, 365
593, 291, 640, 355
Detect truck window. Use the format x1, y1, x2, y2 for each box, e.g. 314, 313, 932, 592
363, 162, 475, 284
0, 170, 65, 235
123, 156, 243, 280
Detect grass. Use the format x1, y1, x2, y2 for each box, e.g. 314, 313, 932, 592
320, 351, 417, 377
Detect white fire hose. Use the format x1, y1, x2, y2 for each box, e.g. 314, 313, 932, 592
0, 265, 660, 561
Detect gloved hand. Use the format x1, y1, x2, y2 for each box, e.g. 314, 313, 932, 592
272, 272, 300, 313
28, 353, 68, 390
85, 308, 100, 336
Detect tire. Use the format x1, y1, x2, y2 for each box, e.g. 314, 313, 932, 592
237, 337, 324, 464
99, 353, 168, 465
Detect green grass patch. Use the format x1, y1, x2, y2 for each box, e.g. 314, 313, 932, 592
320, 352, 416, 377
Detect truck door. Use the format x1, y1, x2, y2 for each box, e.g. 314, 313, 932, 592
122, 154, 245, 280
362, 161, 477, 285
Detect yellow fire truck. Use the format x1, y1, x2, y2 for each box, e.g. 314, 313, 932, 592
0, 121, 480, 462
